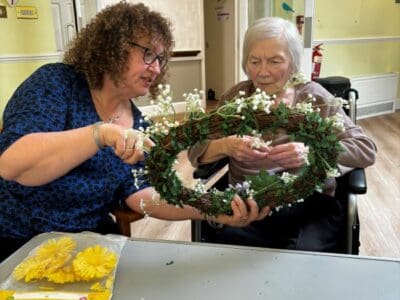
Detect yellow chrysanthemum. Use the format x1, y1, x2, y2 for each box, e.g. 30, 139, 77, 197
72, 245, 117, 281
44, 254, 72, 274
35, 236, 76, 260
13, 257, 47, 282
46, 265, 79, 284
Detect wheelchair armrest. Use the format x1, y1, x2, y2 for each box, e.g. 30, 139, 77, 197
345, 168, 367, 195
193, 157, 229, 180
193, 157, 230, 191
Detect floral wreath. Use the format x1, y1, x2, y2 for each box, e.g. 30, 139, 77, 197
135, 74, 346, 216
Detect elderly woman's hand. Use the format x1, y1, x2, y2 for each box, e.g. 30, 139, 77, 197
97, 123, 154, 164
213, 195, 271, 227
267, 142, 308, 170
225, 135, 269, 162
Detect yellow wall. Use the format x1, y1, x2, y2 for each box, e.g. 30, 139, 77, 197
0, 0, 57, 127
315, 0, 400, 39
314, 0, 400, 99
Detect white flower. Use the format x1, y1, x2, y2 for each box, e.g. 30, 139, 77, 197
194, 180, 206, 194
280, 172, 297, 184
250, 132, 272, 150
184, 89, 205, 114
329, 113, 346, 132
329, 96, 348, 108
301, 146, 310, 166
326, 167, 341, 178
295, 102, 313, 114
282, 72, 308, 90
315, 185, 323, 193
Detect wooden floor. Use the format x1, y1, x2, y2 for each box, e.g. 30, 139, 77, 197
357, 111, 400, 258
130, 111, 400, 259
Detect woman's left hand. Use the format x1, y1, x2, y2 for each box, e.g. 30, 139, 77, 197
267, 142, 308, 169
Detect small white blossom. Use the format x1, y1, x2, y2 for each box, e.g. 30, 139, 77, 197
250, 131, 272, 150
280, 172, 298, 184
326, 167, 341, 178
184, 89, 205, 115
301, 146, 310, 165
329, 96, 348, 108
329, 113, 346, 132
282, 72, 308, 90
315, 185, 323, 193
295, 102, 313, 114
194, 179, 207, 194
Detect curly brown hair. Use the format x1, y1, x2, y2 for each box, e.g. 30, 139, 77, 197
63, 1, 174, 96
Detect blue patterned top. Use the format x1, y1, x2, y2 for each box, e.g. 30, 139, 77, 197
0, 63, 149, 239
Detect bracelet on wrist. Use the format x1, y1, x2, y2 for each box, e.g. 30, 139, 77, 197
93, 121, 105, 149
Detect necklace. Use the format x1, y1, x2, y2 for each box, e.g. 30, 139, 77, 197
91, 91, 125, 123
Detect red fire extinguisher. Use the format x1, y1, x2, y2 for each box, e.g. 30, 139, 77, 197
311, 44, 323, 81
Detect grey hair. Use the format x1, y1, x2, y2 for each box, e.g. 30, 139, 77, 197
242, 17, 303, 75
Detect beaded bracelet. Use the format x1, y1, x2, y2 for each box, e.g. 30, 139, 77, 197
93, 121, 105, 149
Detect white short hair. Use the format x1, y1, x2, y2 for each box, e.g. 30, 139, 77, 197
242, 17, 303, 75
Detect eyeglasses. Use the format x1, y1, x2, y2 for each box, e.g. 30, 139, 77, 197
129, 41, 167, 68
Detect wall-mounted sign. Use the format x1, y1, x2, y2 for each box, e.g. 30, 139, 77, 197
16, 6, 38, 19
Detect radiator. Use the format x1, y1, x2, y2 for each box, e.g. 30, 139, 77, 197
350, 73, 398, 119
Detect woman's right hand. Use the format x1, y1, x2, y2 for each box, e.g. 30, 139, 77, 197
97, 123, 154, 164
224, 135, 269, 162
213, 195, 270, 227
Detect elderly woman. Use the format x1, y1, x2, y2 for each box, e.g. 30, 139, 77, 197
188, 17, 376, 252
0, 2, 266, 262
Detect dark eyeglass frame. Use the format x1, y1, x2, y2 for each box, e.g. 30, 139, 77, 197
129, 41, 167, 68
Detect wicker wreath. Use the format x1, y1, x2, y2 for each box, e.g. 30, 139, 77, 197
144, 92, 342, 216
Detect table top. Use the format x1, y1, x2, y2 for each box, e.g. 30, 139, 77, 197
1, 233, 399, 300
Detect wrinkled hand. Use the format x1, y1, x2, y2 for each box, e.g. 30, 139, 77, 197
225, 136, 269, 162
267, 142, 308, 169
214, 195, 271, 227
98, 123, 154, 164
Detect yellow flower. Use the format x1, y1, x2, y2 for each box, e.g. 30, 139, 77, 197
13, 236, 76, 283
13, 257, 47, 282
46, 265, 79, 284
73, 245, 117, 281
35, 236, 76, 260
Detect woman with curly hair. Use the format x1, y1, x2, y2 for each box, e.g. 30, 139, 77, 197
0, 2, 265, 262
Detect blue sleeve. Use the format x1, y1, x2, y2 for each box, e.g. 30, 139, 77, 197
0, 64, 74, 153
